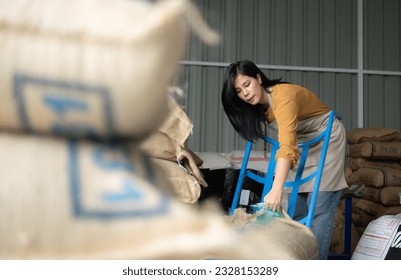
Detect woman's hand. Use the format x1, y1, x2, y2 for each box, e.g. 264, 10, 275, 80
263, 157, 291, 213
264, 187, 283, 212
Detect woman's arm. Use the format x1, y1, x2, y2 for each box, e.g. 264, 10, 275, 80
263, 157, 291, 212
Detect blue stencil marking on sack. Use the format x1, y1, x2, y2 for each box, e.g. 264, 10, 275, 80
102, 179, 143, 202
68, 141, 169, 219
13, 73, 115, 138
92, 144, 133, 171
43, 95, 89, 115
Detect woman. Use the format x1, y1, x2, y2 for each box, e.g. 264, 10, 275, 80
221, 60, 348, 260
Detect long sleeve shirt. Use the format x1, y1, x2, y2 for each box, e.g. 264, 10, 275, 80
263, 83, 330, 168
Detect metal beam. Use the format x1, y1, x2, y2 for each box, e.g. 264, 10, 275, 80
180, 60, 401, 76
357, 0, 364, 128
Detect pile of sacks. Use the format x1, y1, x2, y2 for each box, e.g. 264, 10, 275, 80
0, 0, 319, 260
0, 0, 232, 259
140, 96, 207, 205
344, 128, 401, 237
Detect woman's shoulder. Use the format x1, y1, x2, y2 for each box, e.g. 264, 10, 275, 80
271, 83, 316, 98
273, 83, 307, 92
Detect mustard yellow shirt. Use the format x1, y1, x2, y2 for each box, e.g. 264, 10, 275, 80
264, 84, 330, 168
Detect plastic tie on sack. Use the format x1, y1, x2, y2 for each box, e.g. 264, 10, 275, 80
250, 203, 284, 223
234, 203, 284, 234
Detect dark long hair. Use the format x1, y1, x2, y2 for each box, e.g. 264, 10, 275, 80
221, 60, 283, 142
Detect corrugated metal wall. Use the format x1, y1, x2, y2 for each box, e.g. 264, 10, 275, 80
364, 0, 401, 128
174, 0, 401, 153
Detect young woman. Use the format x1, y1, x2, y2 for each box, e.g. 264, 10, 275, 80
221, 59, 349, 260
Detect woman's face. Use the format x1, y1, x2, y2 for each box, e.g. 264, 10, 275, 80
234, 73, 266, 106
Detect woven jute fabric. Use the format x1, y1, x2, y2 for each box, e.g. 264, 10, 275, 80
349, 141, 401, 160
0, 131, 236, 259
0, 0, 188, 140
347, 167, 401, 188
348, 157, 401, 171
140, 97, 207, 203
347, 128, 400, 144
223, 208, 319, 260
1, 131, 321, 260
362, 185, 401, 206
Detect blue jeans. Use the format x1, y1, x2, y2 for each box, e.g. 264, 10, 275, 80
292, 190, 342, 260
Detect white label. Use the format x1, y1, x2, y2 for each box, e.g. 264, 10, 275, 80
239, 189, 251, 206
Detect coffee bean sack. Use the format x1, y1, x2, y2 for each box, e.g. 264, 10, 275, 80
362, 186, 401, 206
150, 157, 202, 204
140, 96, 207, 203
156, 96, 194, 147
0, 0, 189, 140
361, 186, 381, 202
140, 97, 193, 164
348, 141, 401, 161
352, 212, 375, 228
348, 157, 401, 171
0, 132, 236, 259
347, 167, 401, 187
352, 197, 401, 219
347, 128, 400, 144
0, 0, 321, 260
140, 124, 207, 187
330, 207, 360, 254
224, 209, 319, 260
2, 131, 316, 260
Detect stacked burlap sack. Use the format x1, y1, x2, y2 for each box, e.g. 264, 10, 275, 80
329, 197, 361, 255
344, 128, 401, 237
0, 0, 319, 260
0, 0, 224, 260
140, 95, 208, 204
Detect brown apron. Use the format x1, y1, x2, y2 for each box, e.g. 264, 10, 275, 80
268, 112, 349, 193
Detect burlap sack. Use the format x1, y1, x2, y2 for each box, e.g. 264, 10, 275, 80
330, 207, 360, 254
345, 172, 356, 186
345, 166, 353, 186
157, 96, 194, 147
140, 97, 207, 187
348, 157, 401, 171
141, 132, 207, 185
362, 186, 401, 206
351, 212, 376, 228
224, 208, 318, 260
361, 186, 381, 202
352, 197, 382, 216
352, 197, 401, 219
347, 167, 401, 187
347, 128, 400, 144
380, 186, 401, 206
150, 158, 201, 204
356, 226, 366, 236
380, 205, 401, 216
348, 141, 401, 160
0, 131, 244, 259
0, 0, 217, 140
